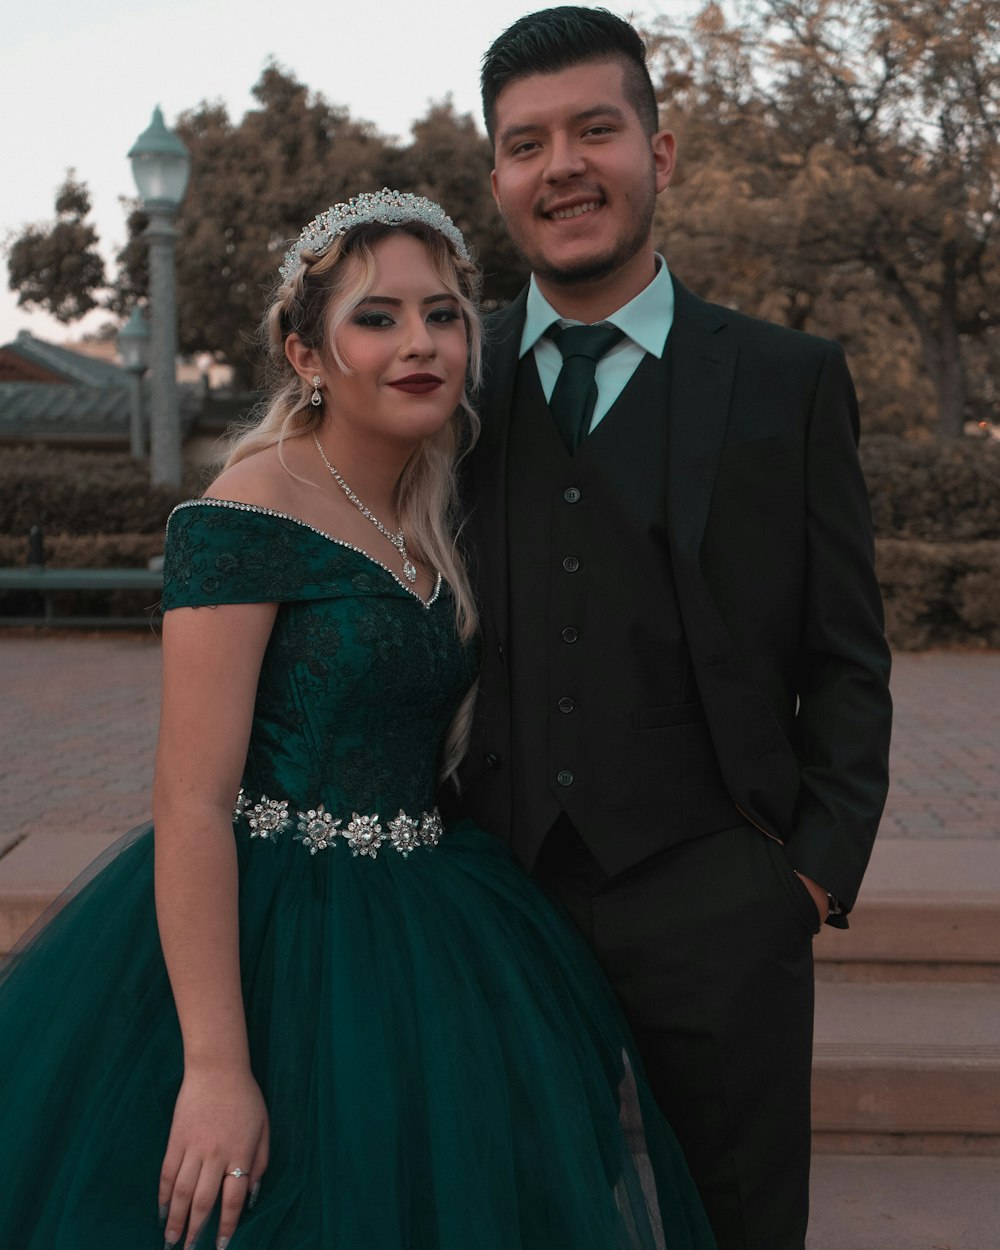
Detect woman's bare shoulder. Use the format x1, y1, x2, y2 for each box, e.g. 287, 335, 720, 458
204, 440, 311, 512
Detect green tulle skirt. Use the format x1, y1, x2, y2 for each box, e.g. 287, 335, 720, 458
0, 818, 715, 1249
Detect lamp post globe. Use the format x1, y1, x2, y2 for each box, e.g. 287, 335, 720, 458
128, 107, 190, 488
118, 306, 151, 460
118, 305, 151, 371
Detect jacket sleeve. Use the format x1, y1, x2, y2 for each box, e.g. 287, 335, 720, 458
785, 343, 892, 921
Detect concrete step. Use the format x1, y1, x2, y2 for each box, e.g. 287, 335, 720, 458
808, 1154, 1000, 1250
813, 982, 1000, 1153
816, 839, 1000, 980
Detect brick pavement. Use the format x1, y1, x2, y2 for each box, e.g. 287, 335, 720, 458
0, 636, 998, 841
879, 651, 1000, 839
0, 634, 161, 840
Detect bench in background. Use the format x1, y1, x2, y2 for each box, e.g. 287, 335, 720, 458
0, 567, 163, 627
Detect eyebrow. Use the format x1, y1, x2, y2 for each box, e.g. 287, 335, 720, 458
498, 104, 626, 148
356, 293, 458, 307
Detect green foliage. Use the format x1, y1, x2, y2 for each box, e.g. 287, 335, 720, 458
0, 446, 196, 537
876, 539, 1000, 649
106, 203, 149, 319
376, 98, 527, 302
861, 434, 1000, 649
5, 172, 106, 322
0, 531, 165, 568
54, 179, 91, 218
861, 435, 1000, 540
650, 0, 1000, 437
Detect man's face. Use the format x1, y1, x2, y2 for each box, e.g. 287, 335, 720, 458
490, 59, 675, 294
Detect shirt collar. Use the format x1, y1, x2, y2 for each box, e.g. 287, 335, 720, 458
519, 254, 674, 359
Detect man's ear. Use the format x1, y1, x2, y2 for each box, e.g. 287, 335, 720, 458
652, 130, 677, 194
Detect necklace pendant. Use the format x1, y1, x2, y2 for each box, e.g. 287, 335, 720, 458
312, 434, 421, 590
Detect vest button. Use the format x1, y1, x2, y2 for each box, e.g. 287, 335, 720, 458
561, 626, 579, 644
484, 753, 500, 769
557, 697, 575, 713
562, 556, 580, 573
564, 486, 581, 503
556, 770, 574, 787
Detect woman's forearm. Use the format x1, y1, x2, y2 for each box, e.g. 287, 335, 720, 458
154, 795, 250, 1072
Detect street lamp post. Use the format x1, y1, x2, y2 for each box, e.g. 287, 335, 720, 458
118, 305, 150, 459
128, 107, 190, 488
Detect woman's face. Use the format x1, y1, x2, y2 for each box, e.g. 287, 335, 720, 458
323, 232, 468, 448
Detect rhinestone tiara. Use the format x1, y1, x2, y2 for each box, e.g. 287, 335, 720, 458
279, 188, 471, 281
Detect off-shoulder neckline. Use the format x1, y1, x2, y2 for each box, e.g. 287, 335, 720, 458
170, 497, 443, 609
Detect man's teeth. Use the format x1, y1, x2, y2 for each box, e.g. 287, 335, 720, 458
549, 201, 600, 220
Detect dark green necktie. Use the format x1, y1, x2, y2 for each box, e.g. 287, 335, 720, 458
547, 323, 626, 454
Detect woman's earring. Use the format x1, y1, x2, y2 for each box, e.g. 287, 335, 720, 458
310, 375, 323, 408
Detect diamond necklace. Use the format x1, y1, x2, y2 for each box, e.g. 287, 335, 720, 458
313, 433, 418, 583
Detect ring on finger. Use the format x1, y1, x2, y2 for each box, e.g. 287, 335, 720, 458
226, 1167, 251, 1180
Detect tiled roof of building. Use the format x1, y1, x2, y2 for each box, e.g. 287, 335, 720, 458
0, 383, 129, 436
0, 333, 131, 439
0, 351, 64, 384
0, 331, 129, 389
0, 332, 210, 442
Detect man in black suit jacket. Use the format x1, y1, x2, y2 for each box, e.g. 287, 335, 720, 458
457, 9, 892, 1250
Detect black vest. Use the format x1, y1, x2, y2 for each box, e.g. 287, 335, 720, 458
505, 345, 737, 874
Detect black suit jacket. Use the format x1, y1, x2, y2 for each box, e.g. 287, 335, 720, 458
457, 277, 892, 919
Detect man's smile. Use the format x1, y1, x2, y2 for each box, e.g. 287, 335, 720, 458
548, 201, 602, 221
541, 197, 604, 221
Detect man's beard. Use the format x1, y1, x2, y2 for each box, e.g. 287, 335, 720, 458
506, 186, 656, 289
534, 242, 639, 287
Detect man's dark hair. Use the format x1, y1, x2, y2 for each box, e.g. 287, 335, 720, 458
481, 6, 659, 143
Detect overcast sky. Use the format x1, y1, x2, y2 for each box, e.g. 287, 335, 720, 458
1, 0, 695, 348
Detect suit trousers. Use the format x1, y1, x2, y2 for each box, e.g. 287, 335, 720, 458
533, 816, 818, 1250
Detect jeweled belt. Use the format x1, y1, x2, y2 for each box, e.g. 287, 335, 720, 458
233, 789, 442, 859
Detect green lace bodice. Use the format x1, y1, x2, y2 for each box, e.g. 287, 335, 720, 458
162, 499, 478, 822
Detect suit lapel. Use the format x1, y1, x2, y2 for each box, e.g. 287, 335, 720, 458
666, 277, 737, 560
664, 276, 742, 653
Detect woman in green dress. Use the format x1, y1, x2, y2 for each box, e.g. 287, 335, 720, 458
0, 191, 715, 1250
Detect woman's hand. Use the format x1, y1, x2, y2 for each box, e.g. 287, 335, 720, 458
159, 1064, 269, 1250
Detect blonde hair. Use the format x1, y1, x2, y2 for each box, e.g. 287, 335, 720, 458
223, 220, 483, 783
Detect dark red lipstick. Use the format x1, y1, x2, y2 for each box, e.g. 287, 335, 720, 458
389, 373, 444, 395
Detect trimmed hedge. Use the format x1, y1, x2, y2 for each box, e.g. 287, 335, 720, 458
862, 438, 1000, 649
861, 435, 1000, 542
877, 539, 1000, 651
0, 445, 201, 536
0, 533, 164, 568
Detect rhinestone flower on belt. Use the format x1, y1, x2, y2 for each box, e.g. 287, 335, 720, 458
232, 789, 443, 858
